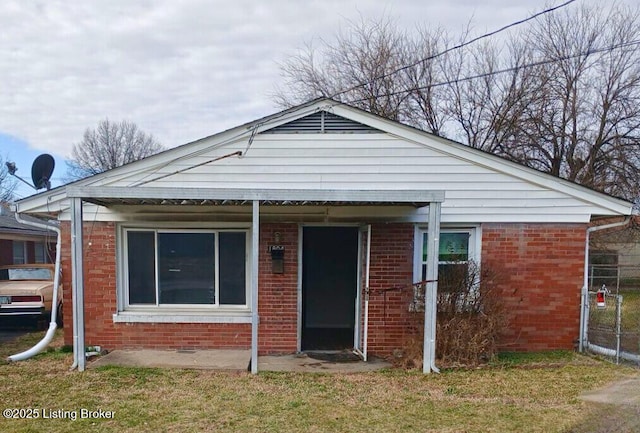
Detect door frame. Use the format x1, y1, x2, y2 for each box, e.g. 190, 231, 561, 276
354, 224, 371, 360
296, 223, 363, 352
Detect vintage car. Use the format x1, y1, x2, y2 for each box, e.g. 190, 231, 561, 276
0, 264, 62, 326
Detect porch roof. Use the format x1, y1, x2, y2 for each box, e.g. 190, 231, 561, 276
65, 186, 444, 208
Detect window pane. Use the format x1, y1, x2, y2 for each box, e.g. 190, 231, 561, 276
423, 232, 470, 262
12, 241, 26, 264
421, 263, 469, 292
219, 232, 246, 305
128, 231, 156, 304
34, 242, 45, 263
422, 233, 428, 262
158, 233, 215, 304
438, 263, 470, 292
439, 233, 469, 262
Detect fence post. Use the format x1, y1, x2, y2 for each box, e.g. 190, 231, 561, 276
616, 294, 622, 365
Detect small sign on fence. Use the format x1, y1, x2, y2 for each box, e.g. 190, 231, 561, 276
596, 284, 609, 309
596, 290, 606, 309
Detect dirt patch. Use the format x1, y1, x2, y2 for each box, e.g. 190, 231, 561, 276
572, 376, 640, 432
566, 404, 640, 433
580, 377, 640, 406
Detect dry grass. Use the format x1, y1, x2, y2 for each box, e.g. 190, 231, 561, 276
0, 330, 637, 433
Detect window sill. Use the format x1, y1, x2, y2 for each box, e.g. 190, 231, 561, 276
113, 310, 252, 324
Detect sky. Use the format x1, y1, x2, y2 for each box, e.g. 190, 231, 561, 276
0, 0, 632, 199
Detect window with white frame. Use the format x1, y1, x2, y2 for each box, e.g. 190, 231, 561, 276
12, 241, 27, 264
124, 229, 248, 307
417, 228, 478, 292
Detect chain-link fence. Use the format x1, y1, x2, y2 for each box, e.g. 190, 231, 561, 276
585, 289, 640, 364
586, 229, 640, 363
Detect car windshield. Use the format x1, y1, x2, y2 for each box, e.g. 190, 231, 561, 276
0, 267, 53, 281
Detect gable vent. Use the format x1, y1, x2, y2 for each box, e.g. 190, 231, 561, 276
262, 111, 382, 134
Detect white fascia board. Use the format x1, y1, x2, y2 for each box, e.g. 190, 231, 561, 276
14, 190, 69, 215
66, 186, 445, 204
328, 103, 633, 216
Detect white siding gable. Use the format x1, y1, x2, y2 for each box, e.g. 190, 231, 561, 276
16, 99, 632, 223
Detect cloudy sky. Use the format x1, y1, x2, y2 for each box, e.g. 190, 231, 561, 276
0, 0, 630, 198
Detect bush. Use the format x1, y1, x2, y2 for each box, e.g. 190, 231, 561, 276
396, 261, 511, 368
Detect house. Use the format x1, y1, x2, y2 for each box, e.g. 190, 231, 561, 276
14, 99, 633, 372
589, 216, 640, 291
0, 203, 56, 266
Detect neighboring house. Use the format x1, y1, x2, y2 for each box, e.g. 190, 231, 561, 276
14, 99, 633, 371
589, 216, 640, 291
0, 203, 56, 266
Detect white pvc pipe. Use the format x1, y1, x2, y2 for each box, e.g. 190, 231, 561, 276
586, 342, 640, 363
7, 211, 62, 362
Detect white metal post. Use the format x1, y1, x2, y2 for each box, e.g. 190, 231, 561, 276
423, 201, 441, 374
70, 197, 86, 371
616, 295, 622, 365
250, 200, 260, 374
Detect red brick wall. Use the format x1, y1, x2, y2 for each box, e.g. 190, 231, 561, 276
59, 220, 587, 356
60, 221, 73, 345
482, 223, 587, 351
366, 224, 416, 354
60, 221, 252, 350
258, 224, 298, 354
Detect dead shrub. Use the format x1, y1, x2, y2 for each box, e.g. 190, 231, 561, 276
395, 261, 510, 369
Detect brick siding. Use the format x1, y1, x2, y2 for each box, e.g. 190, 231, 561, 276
482, 223, 586, 351
59, 221, 586, 356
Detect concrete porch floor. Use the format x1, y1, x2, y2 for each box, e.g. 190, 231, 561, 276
88, 349, 393, 373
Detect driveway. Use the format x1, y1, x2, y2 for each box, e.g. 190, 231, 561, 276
0, 329, 26, 343
571, 376, 640, 432
0, 317, 36, 343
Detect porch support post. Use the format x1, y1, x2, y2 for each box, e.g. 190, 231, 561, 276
423, 201, 441, 374
250, 200, 260, 374
70, 197, 86, 371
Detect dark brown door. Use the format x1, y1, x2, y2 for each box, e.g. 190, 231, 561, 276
301, 226, 358, 350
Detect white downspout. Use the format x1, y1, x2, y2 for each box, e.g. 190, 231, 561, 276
7, 210, 62, 362
579, 217, 631, 352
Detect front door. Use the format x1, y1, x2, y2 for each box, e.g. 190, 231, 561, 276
301, 226, 359, 350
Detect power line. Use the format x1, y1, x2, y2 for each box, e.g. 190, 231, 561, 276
330, 0, 578, 100
343, 39, 640, 105
119, 104, 327, 188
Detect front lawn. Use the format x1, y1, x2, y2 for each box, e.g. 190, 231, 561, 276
0, 331, 636, 433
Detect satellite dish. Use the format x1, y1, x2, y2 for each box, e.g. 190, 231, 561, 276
31, 154, 55, 190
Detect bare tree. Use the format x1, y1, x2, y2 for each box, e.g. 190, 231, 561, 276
274, 4, 640, 200
443, 39, 538, 153
275, 15, 420, 122
507, 4, 640, 199
0, 155, 17, 202
66, 119, 163, 180
399, 26, 453, 135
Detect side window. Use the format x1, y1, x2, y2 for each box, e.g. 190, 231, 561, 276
12, 241, 27, 265
423, 231, 469, 292
419, 229, 477, 292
